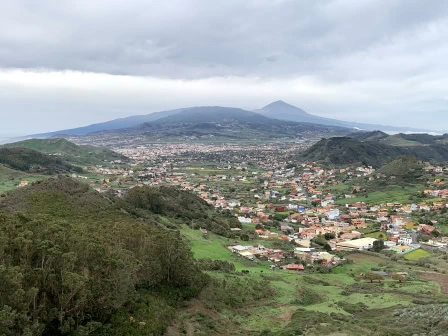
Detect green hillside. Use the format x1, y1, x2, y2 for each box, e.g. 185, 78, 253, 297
0, 176, 211, 336
124, 185, 241, 235
2, 138, 126, 166
301, 137, 404, 167
377, 156, 424, 177
0, 147, 82, 174
302, 136, 448, 167
353, 131, 448, 147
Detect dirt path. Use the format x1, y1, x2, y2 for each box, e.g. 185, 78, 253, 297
419, 272, 448, 294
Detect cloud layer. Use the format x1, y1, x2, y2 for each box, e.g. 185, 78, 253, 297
1, 0, 448, 134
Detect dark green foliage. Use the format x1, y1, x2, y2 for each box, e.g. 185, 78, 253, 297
125, 185, 238, 235
294, 287, 324, 306
198, 259, 236, 273
240, 234, 250, 241
201, 275, 275, 310
269, 304, 448, 336
0, 176, 206, 335
377, 156, 423, 177
301, 137, 405, 167
338, 302, 368, 314
0, 148, 81, 174
302, 276, 331, 286
324, 232, 335, 240
312, 235, 327, 246
302, 136, 448, 167
349, 131, 389, 142
93, 294, 175, 336
371, 240, 386, 252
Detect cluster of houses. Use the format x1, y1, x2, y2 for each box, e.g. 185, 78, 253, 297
227, 243, 341, 271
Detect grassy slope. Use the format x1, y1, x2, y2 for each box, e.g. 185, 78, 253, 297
404, 249, 432, 261
176, 226, 445, 335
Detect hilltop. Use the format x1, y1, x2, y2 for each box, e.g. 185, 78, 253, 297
2, 138, 126, 166
0, 147, 82, 174
350, 131, 448, 146
301, 137, 404, 167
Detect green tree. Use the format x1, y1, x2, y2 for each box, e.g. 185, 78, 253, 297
371, 239, 385, 252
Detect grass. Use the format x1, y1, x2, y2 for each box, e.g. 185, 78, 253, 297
175, 227, 448, 335
335, 185, 423, 205
404, 249, 432, 260
0, 165, 47, 193
364, 231, 387, 239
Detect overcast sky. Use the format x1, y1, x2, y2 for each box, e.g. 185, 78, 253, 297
1, 0, 448, 136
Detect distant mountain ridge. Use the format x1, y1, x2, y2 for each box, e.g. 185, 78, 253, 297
255, 100, 431, 133
301, 135, 448, 167
24, 101, 432, 139
106, 106, 350, 141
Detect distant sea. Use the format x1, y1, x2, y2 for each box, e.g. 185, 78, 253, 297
0, 135, 20, 144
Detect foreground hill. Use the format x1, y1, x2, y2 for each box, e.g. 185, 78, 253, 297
255, 101, 431, 133
2, 138, 126, 166
0, 147, 82, 174
301, 136, 448, 167
0, 176, 244, 335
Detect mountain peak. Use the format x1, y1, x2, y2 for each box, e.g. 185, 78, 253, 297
263, 100, 301, 110
257, 100, 310, 117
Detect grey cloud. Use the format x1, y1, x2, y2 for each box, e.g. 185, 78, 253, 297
1, 0, 448, 135
1, 0, 448, 80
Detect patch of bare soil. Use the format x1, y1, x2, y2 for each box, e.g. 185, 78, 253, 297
420, 272, 448, 294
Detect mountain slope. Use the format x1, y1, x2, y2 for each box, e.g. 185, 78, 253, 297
0, 176, 207, 335
377, 156, 424, 177
301, 136, 448, 166
255, 101, 431, 133
301, 137, 405, 167
110, 106, 351, 141
350, 131, 448, 146
151, 106, 270, 124
27, 101, 433, 139
0, 147, 82, 173
2, 138, 127, 165
31, 108, 185, 137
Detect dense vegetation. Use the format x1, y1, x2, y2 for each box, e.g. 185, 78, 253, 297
0, 177, 209, 336
0, 148, 81, 174
377, 156, 423, 177
124, 185, 241, 235
264, 304, 448, 335
351, 131, 448, 146
302, 136, 448, 167
2, 138, 126, 166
